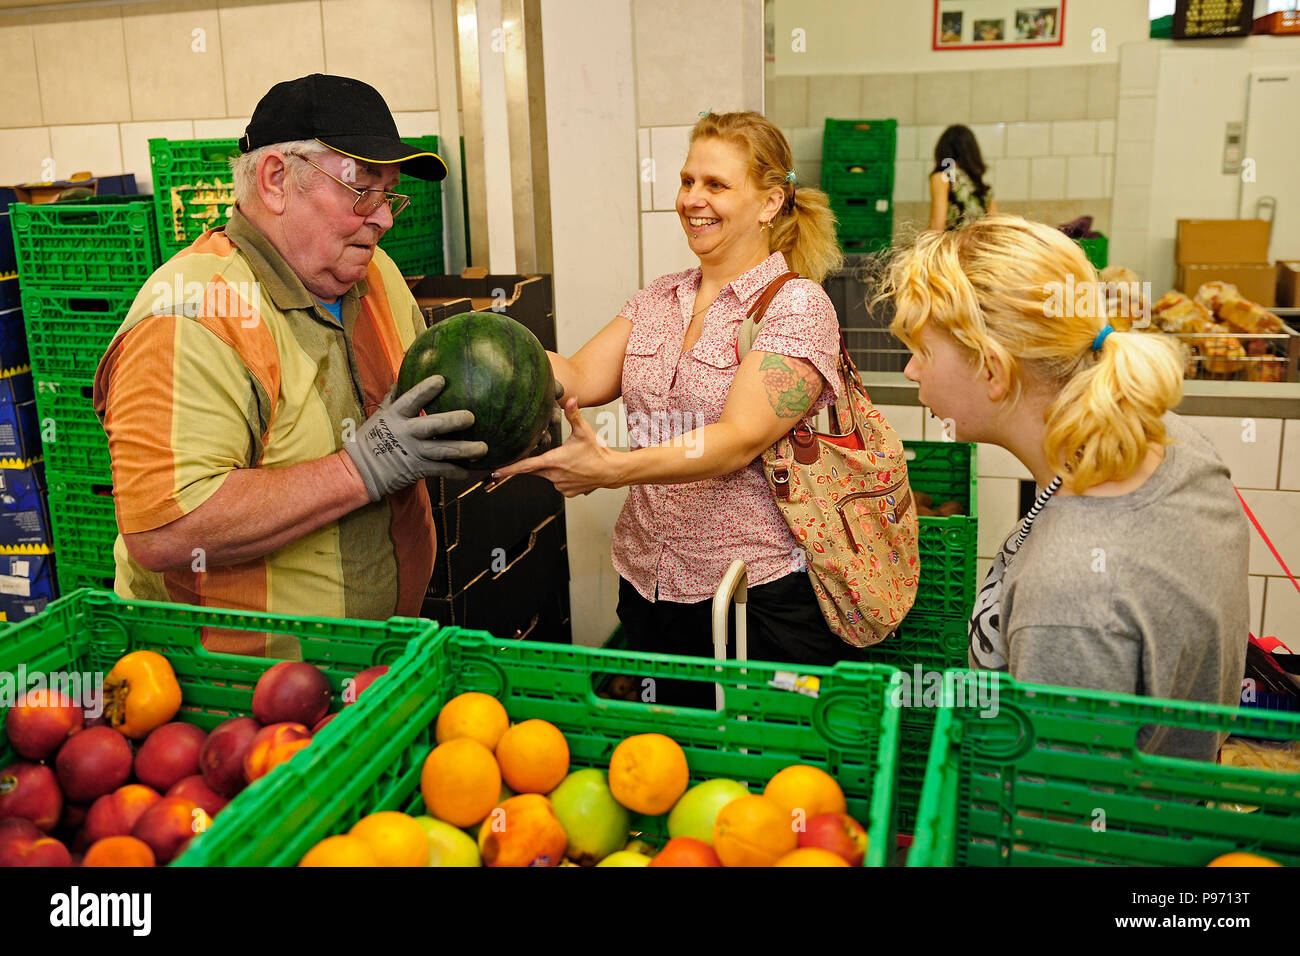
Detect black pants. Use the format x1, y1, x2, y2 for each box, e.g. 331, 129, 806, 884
616, 572, 871, 708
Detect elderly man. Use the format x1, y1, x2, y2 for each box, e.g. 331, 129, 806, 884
93, 74, 485, 650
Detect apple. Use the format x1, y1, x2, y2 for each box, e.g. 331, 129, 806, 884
344, 665, 389, 705
666, 779, 750, 844
414, 815, 481, 867
797, 812, 868, 867
595, 850, 652, 867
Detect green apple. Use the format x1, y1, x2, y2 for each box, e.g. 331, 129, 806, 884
549, 768, 631, 866
667, 779, 750, 844
415, 814, 481, 867
595, 850, 652, 867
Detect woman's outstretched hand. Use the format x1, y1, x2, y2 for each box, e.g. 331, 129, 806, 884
492, 398, 621, 497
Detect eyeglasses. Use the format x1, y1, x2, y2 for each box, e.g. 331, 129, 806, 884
295, 155, 411, 219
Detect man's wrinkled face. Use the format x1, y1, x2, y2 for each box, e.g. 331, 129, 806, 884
281, 149, 400, 301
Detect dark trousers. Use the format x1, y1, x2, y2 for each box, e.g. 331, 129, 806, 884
615, 572, 871, 708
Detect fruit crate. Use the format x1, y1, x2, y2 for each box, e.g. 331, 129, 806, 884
10, 196, 160, 291
176, 629, 904, 867
149, 138, 241, 255
0, 588, 440, 863
904, 440, 979, 620
1075, 234, 1108, 271
21, 288, 135, 385
380, 135, 444, 276
860, 614, 968, 832
46, 480, 118, 586
909, 672, 1300, 867
33, 379, 111, 483
823, 161, 894, 199
823, 118, 898, 164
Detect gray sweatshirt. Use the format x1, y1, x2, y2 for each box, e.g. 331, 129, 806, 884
998, 413, 1249, 761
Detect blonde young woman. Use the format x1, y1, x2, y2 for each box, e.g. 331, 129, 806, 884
881, 215, 1248, 760
496, 112, 870, 702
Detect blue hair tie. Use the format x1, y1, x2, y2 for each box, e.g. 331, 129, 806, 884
1091, 324, 1114, 352
785, 170, 796, 184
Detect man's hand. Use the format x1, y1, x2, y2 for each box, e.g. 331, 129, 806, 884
344, 375, 488, 501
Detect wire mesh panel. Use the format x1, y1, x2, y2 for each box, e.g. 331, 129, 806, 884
822, 254, 910, 373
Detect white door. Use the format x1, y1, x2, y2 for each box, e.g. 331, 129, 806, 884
1240, 68, 1300, 262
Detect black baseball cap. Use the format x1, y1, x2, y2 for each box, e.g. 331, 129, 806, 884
239, 74, 447, 182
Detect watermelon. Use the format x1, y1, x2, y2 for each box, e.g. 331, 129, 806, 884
395, 311, 555, 470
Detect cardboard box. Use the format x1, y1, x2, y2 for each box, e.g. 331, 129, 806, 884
0, 308, 28, 372
0, 372, 39, 462
1254, 11, 1300, 35
1179, 264, 1277, 308
1278, 261, 1300, 309
408, 270, 556, 352
0, 553, 55, 622
1176, 219, 1272, 266
0, 462, 49, 547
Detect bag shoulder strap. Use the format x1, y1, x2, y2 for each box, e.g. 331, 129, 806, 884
736, 270, 800, 361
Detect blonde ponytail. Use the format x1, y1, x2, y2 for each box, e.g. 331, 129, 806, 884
689, 111, 843, 283
880, 214, 1185, 492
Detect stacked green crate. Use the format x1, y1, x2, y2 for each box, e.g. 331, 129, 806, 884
822, 119, 896, 255
149, 137, 444, 275
859, 440, 978, 833
11, 195, 160, 594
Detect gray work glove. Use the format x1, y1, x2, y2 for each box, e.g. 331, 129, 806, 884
526, 380, 566, 457
345, 375, 488, 501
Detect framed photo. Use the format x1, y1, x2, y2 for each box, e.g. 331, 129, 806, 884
933, 0, 1065, 50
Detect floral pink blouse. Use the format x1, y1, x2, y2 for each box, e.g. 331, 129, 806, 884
612, 251, 842, 603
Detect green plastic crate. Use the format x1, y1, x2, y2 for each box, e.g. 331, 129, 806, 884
823, 161, 894, 199
178, 629, 903, 867
861, 615, 968, 831
909, 672, 1300, 867
381, 136, 444, 276
21, 288, 134, 385
149, 138, 240, 254
0, 588, 439, 863
53, 564, 115, 594
47, 480, 118, 584
33, 378, 111, 482
905, 440, 978, 620
1076, 234, 1108, 271
830, 196, 893, 255
823, 118, 898, 163
10, 196, 160, 291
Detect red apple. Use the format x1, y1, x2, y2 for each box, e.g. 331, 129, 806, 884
344, 665, 389, 705
131, 796, 208, 865
134, 722, 207, 792
0, 762, 63, 832
251, 662, 330, 727
0, 831, 71, 867
54, 726, 134, 803
82, 784, 163, 845
4, 689, 83, 760
166, 775, 229, 817
0, 817, 41, 860
198, 717, 260, 797
311, 713, 336, 734
797, 812, 868, 867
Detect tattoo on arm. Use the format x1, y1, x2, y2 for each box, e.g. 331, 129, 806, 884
758, 353, 821, 419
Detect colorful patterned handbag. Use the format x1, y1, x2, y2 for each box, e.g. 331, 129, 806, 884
740, 272, 920, 647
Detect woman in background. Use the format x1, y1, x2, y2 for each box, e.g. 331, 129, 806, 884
881, 215, 1248, 762
928, 124, 997, 231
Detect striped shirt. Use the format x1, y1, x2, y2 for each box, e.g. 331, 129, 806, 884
93, 206, 435, 642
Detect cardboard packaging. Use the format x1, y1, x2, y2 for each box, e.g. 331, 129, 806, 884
1176, 219, 1271, 266
407, 270, 556, 352
1277, 261, 1300, 309
0, 553, 54, 622
0, 307, 29, 371
0, 462, 49, 547
1179, 264, 1278, 308
0, 371, 39, 462
1254, 11, 1300, 35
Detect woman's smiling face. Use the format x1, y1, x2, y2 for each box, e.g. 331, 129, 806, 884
677, 136, 772, 262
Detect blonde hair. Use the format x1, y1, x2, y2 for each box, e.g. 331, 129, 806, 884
689, 111, 842, 283
880, 215, 1184, 493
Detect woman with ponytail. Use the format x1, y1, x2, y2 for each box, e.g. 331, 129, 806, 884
881, 214, 1248, 760
497, 111, 868, 699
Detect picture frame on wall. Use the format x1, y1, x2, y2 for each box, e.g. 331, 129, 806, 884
933, 0, 1066, 50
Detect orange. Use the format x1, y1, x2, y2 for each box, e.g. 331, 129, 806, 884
494, 719, 570, 794
763, 764, 846, 821
713, 794, 798, 867
647, 836, 722, 867
298, 834, 380, 867
435, 692, 511, 752
477, 793, 568, 867
421, 737, 502, 827
349, 811, 431, 867
607, 733, 689, 815
1207, 852, 1283, 867
774, 847, 851, 867
82, 835, 155, 867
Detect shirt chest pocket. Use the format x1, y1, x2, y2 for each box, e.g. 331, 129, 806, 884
622, 323, 668, 395
678, 323, 741, 415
